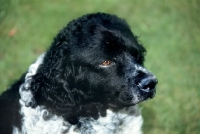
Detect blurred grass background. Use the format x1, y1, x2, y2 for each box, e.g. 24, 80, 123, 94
0, 0, 199, 133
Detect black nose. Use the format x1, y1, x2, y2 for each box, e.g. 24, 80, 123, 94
138, 76, 158, 92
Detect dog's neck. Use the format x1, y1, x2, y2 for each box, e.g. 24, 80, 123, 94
15, 101, 142, 134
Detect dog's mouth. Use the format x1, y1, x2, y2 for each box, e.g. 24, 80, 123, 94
112, 90, 156, 108
108, 78, 157, 109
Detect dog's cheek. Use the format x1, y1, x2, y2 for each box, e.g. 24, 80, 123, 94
118, 86, 145, 105
118, 89, 134, 103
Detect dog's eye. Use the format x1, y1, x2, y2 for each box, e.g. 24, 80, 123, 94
99, 60, 113, 67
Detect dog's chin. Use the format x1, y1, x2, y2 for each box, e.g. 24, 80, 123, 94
108, 99, 138, 109
108, 89, 156, 109
107, 101, 137, 110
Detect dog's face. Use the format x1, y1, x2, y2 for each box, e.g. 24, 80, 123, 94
66, 33, 157, 109
34, 13, 157, 113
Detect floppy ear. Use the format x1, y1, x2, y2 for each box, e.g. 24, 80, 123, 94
27, 40, 75, 108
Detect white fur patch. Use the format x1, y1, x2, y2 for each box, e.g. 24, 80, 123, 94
19, 53, 45, 107
13, 53, 143, 134
134, 64, 149, 74
88, 107, 143, 134
14, 105, 143, 134
14, 102, 71, 134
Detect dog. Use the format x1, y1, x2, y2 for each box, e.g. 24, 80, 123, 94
0, 13, 157, 134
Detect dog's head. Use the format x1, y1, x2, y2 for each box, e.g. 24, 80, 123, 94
31, 13, 157, 116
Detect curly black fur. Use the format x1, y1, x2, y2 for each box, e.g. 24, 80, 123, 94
0, 13, 157, 133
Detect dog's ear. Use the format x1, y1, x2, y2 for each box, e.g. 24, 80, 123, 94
28, 40, 74, 108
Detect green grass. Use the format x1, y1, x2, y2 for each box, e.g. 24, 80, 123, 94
0, 0, 200, 133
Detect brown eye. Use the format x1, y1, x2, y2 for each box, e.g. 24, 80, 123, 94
99, 60, 113, 67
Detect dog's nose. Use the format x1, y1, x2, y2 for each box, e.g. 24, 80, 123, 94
138, 76, 158, 92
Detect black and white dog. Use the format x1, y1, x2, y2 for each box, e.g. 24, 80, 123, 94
0, 13, 157, 134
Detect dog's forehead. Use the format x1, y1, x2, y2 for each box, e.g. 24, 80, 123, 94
73, 31, 144, 64
99, 30, 143, 58
65, 13, 146, 63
